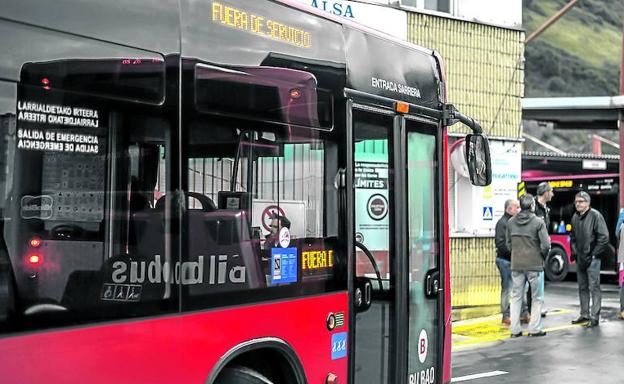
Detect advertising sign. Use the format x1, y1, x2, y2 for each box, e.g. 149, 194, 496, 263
355, 154, 389, 251
453, 140, 522, 235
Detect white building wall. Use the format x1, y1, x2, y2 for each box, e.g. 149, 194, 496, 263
452, 0, 522, 28
303, 0, 523, 30
292, 0, 408, 40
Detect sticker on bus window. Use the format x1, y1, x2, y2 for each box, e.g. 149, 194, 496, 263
278, 227, 291, 248
271, 247, 297, 284
330, 332, 347, 360
409, 367, 435, 384
367, 193, 389, 221
418, 329, 429, 363
101, 283, 142, 302
16, 101, 102, 154
20, 195, 53, 219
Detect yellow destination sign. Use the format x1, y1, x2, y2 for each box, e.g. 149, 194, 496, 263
548, 180, 573, 188
212, 2, 311, 48
302, 250, 334, 271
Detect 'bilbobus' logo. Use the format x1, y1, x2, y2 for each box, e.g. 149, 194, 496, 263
111, 255, 246, 286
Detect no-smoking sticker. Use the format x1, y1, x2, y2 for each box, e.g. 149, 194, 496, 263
261, 205, 285, 231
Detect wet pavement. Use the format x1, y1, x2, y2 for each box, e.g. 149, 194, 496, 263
451, 280, 624, 383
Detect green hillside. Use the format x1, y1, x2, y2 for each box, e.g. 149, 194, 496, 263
523, 0, 623, 97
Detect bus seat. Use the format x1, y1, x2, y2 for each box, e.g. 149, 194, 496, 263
154, 195, 167, 210
130, 192, 151, 212
129, 209, 166, 270
186, 210, 265, 295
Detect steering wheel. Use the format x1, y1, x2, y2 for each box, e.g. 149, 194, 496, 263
355, 241, 384, 291
51, 224, 84, 240
155, 192, 216, 211
186, 192, 216, 211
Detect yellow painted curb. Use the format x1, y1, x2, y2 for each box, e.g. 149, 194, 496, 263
452, 308, 577, 351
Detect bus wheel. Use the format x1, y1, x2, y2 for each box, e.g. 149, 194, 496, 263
217, 365, 274, 384
544, 247, 568, 282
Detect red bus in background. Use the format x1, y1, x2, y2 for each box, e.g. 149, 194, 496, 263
520, 173, 619, 281
0, 1, 490, 383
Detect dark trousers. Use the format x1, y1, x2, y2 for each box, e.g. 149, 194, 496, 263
577, 258, 602, 320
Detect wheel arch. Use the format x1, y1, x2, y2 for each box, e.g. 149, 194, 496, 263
549, 235, 571, 262
206, 337, 307, 384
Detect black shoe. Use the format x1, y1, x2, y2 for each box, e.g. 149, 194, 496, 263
571, 316, 589, 324
511, 332, 523, 338
585, 320, 599, 328
528, 331, 547, 337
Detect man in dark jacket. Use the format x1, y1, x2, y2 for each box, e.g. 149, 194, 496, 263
506, 194, 550, 337
535, 182, 553, 231
570, 191, 609, 327
533, 182, 554, 317
495, 199, 528, 325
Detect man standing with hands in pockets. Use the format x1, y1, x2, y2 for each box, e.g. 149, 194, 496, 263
570, 191, 609, 328
495, 199, 529, 325
507, 194, 550, 337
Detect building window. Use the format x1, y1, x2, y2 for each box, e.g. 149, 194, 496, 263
425, 0, 449, 13
400, 0, 451, 13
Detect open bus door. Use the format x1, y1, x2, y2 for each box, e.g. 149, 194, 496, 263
349, 103, 442, 383
347, 98, 490, 384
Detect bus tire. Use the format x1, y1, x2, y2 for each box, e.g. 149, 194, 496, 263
217, 366, 275, 384
544, 247, 569, 282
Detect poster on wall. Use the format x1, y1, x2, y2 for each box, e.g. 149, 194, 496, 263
489, 141, 523, 222
453, 139, 522, 236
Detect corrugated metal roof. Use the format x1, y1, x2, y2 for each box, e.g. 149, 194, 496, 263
522, 151, 619, 160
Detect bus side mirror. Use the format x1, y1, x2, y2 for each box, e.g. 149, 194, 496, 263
465, 134, 492, 187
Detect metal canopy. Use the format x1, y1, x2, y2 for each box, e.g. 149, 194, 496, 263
522, 151, 620, 175
522, 96, 624, 130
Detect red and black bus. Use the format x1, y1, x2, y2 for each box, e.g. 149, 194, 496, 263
0, 1, 490, 383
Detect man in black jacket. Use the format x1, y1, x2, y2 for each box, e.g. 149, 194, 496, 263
495, 199, 528, 325
535, 182, 553, 231
570, 191, 609, 327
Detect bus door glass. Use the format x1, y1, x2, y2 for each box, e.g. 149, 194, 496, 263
351, 108, 442, 384
352, 107, 396, 384
405, 119, 440, 383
